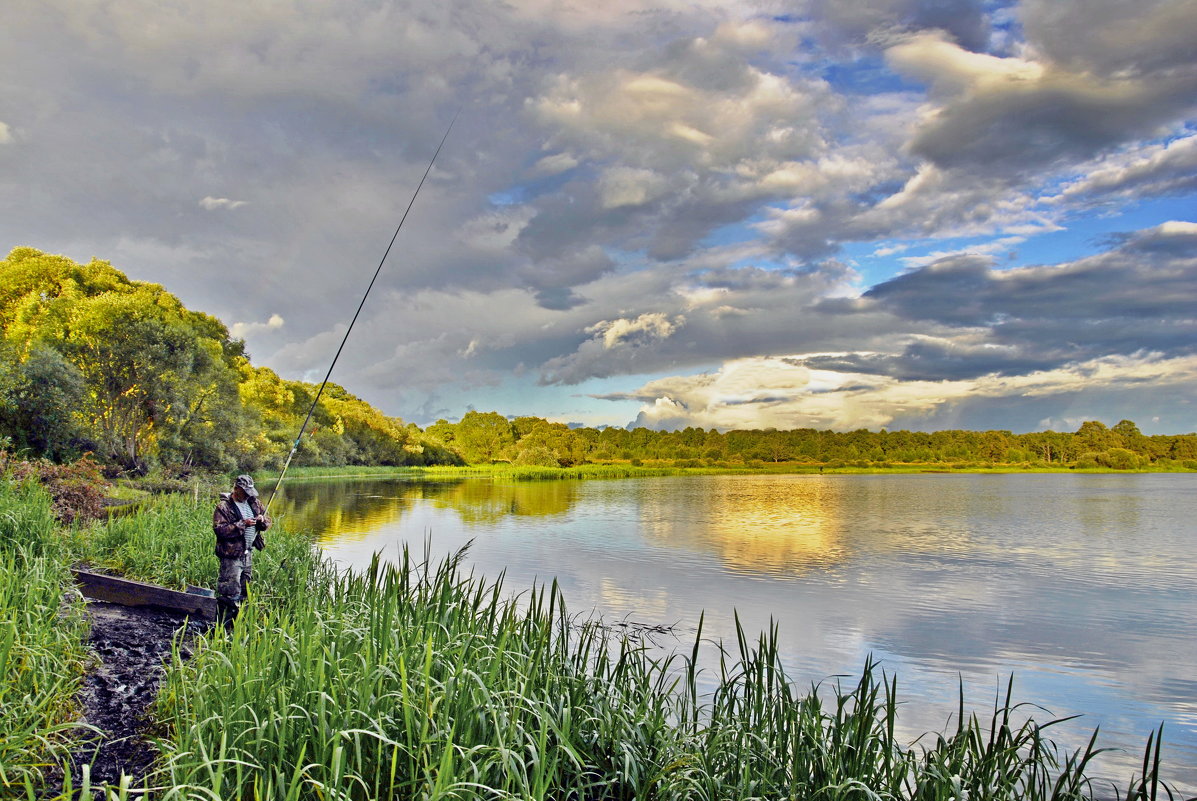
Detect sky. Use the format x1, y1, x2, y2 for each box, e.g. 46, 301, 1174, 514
1, 0, 1195, 434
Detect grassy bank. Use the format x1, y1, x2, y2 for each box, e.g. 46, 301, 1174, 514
0, 476, 1186, 799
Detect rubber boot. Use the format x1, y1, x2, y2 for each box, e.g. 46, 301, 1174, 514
216, 596, 240, 627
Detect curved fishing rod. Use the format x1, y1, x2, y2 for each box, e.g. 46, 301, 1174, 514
266, 111, 459, 513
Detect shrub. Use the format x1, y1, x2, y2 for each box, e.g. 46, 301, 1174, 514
1096, 448, 1142, 470
0, 452, 108, 524
515, 444, 561, 467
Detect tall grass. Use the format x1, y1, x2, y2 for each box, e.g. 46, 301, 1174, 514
148, 544, 1183, 801
63, 494, 322, 599
0, 478, 91, 790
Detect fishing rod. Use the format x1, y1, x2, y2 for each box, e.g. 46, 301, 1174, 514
265, 111, 459, 513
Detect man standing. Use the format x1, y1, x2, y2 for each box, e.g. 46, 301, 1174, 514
212, 474, 270, 620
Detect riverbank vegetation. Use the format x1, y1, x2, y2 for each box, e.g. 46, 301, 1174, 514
3, 248, 1194, 482
0, 248, 461, 477
1, 456, 1188, 799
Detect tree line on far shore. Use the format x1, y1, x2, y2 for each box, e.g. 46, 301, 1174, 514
429, 411, 1197, 469
3, 248, 1194, 475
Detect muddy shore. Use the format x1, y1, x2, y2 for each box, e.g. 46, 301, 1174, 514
50, 602, 207, 796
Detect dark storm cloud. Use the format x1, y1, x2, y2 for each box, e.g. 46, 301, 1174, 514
905, 72, 1197, 175
1020, 0, 1197, 79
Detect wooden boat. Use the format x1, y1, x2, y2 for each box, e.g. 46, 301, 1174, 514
71, 567, 217, 621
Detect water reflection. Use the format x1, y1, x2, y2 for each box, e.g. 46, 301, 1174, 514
279, 473, 1197, 791
640, 476, 848, 575
275, 477, 578, 543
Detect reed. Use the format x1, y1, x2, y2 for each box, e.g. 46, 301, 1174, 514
147, 540, 1182, 801
62, 494, 322, 599
0, 479, 91, 790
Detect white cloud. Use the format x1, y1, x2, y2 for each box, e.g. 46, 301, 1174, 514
529, 152, 578, 176
885, 31, 1045, 94
0, 121, 12, 143
591, 312, 683, 350
1053, 134, 1197, 202
199, 196, 247, 210
230, 313, 285, 338
625, 352, 1197, 432
899, 236, 1026, 269
1154, 220, 1197, 236
5, 0, 1196, 432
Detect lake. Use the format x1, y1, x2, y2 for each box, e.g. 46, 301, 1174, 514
274, 472, 1197, 791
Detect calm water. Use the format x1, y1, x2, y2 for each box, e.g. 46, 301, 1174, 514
275, 473, 1197, 789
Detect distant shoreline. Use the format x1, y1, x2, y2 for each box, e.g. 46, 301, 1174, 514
255, 461, 1197, 483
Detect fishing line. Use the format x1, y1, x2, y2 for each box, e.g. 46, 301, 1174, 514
266, 111, 460, 512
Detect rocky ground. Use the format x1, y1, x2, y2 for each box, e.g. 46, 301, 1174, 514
49, 602, 208, 797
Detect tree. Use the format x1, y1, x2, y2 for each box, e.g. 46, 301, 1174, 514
0, 343, 88, 460
1, 249, 249, 471
454, 411, 515, 463
1076, 421, 1119, 454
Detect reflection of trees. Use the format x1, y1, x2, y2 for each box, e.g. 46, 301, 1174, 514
275, 478, 579, 541
274, 479, 418, 543
428, 480, 577, 524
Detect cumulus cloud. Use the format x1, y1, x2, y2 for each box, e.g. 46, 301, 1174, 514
598, 167, 670, 209
809, 0, 992, 51
230, 313, 285, 339
618, 352, 1197, 432
529, 152, 579, 176
884, 23, 1197, 176
0, 121, 12, 143
541, 312, 686, 383
1051, 134, 1197, 203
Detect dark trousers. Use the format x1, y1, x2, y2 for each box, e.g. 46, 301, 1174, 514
217, 552, 253, 614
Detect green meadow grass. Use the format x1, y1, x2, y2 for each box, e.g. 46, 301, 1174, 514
0, 478, 1185, 800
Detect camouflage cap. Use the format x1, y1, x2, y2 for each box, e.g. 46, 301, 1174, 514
233, 474, 259, 498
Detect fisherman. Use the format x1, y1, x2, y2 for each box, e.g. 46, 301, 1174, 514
212, 474, 270, 621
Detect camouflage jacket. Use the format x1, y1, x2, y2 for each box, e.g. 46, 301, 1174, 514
212, 493, 270, 559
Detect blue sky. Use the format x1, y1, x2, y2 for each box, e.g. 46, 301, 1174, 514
2, 0, 1195, 433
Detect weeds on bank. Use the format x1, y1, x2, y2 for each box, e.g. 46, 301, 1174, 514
0, 479, 91, 790
149, 546, 1184, 801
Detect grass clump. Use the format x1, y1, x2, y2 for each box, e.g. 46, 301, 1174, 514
0, 477, 91, 790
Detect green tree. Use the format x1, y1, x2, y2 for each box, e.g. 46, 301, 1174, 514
455, 411, 515, 463
1, 249, 248, 471
0, 343, 88, 460
1076, 421, 1119, 454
